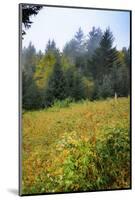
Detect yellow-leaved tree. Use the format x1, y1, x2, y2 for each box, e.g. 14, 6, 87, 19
34, 52, 56, 90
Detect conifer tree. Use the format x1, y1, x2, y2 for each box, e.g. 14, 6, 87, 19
44, 60, 67, 106
87, 26, 102, 57
91, 28, 117, 81
90, 28, 118, 98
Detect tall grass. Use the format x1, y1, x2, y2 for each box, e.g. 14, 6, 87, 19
22, 97, 130, 194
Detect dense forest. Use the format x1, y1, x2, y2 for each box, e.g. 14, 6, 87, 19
22, 27, 130, 110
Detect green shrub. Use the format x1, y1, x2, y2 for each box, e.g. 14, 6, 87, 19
52, 97, 74, 108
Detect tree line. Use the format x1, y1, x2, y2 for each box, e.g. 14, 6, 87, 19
22, 27, 130, 109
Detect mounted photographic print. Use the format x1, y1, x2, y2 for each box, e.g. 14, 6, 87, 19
19, 3, 131, 196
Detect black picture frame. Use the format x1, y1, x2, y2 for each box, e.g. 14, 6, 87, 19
19, 3, 132, 196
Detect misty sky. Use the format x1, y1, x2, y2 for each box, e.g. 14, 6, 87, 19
22, 6, 130, 52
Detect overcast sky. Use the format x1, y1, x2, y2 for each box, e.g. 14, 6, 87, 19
22, 6, 130, 52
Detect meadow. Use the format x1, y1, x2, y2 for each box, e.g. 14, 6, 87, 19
22, 97, 130, 194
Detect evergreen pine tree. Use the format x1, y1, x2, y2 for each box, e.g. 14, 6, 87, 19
44, 61, 67, 106
87, 26, 102, 57
91, 28, 117, 80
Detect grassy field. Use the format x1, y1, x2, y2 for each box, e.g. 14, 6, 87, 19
21, 97, 130, 194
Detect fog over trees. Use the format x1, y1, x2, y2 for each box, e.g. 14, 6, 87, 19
22, 26, 130, 110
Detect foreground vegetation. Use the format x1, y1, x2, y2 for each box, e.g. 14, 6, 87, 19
22, 97, 130, 194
